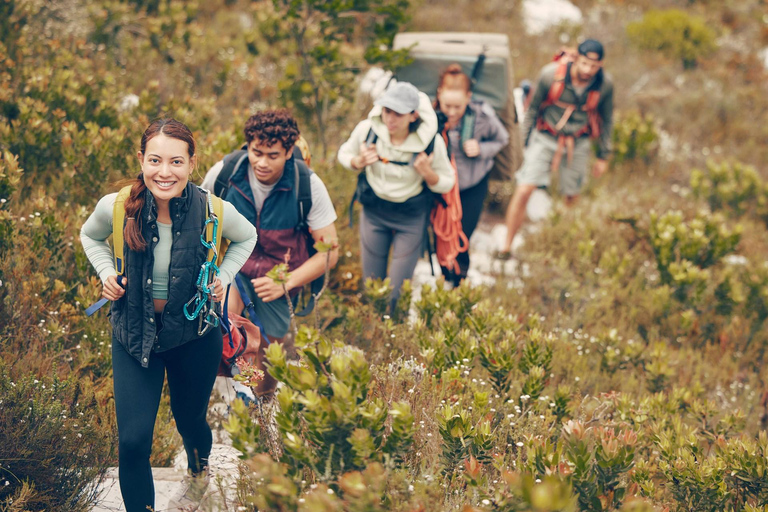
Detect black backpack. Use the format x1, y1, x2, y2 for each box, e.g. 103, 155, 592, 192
215, 145, 321, 316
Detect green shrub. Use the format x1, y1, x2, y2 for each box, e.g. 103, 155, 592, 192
612, 111, 657, 166
0, 365, 114, 511
691, 160, 768, 227
627, 9, 717, 69
226, 326, 416, 483
648, 210, 741, 286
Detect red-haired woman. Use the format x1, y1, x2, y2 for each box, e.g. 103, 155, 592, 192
435, 64, 509, 285
80, 119, 257, 511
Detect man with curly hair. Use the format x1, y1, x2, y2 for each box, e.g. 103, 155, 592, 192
202, 109, 338, 345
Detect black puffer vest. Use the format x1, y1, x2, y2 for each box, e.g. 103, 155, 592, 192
110, 183, 211, 368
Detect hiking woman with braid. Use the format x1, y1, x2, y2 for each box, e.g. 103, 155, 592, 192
80, 118, 257, 512
338, 82, 455, 310
434, 64, 509, 286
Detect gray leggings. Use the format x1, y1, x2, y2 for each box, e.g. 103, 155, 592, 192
360, 206, 428, 305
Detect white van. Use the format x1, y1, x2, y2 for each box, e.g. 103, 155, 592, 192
392, 32, 523, 180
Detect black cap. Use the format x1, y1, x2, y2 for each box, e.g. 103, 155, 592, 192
578, 39, 604, 61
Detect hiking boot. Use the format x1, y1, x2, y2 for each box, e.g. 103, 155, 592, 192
493, 249, 514, 261
167, 470, 210, 511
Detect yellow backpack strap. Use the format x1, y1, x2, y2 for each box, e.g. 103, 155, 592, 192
112, 186, 132, 276
207, 193, 229, 267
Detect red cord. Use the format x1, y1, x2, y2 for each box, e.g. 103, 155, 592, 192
431, 130, 469, 274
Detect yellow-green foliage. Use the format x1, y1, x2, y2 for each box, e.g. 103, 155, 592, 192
691, 160, 768, 227
612, 111, 657, 166
648, 210, 741, 281
627, 9, 717, 69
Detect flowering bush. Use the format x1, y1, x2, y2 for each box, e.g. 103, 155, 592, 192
0, 364, 114, 511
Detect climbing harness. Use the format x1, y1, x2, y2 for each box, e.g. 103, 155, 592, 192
184, 191, 222, 336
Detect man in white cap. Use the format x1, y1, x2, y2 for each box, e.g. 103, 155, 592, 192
499, 39, 614, 259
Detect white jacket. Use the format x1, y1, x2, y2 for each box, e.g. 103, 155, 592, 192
338, 91, 455, 203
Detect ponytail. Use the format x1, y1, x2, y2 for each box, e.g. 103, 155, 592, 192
123, 173, 147, 252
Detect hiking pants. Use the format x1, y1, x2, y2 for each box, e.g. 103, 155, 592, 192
112, 314, 222, 512
360, 205, 429, 307
442, 174, 489, 286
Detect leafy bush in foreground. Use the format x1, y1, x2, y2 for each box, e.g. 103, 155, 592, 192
225, 326, 416, 484
0, 365, 114, 512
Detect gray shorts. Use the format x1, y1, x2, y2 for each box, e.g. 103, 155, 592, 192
516, 130, 592, 196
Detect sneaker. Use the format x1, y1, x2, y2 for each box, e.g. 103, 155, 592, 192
167, 470, 210, 511
493, 249, 514, 261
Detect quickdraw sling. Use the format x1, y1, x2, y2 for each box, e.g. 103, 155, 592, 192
184, 190, 225, 336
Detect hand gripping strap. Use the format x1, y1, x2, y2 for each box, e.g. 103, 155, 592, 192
85, 186, 131, 316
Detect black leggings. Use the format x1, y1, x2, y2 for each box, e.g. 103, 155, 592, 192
442, 174, 490, 285
112, 320, 222, 512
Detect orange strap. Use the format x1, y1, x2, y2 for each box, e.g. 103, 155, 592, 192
550, 134, 576, 173
430, 131, 469, 274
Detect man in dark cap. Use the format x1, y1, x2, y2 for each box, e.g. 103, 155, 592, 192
499, 38, 613, 258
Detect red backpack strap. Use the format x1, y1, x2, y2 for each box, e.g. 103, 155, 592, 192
544, 61, 569, 106
584, 90, 601, 111
583, 90, 602, 138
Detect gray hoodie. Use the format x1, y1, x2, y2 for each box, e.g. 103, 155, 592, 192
444, 100, 509, 191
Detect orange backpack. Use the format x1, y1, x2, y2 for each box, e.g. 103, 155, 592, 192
536, 47, 602, 139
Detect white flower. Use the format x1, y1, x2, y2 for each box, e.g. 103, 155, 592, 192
516, 441, 523, 447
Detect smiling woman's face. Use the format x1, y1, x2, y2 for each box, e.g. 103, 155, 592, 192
437, 88, 471, 127
138, 133, 195, 202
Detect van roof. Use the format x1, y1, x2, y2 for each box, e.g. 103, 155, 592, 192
393, 32, 511, 59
